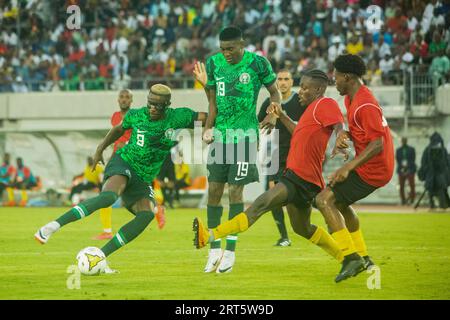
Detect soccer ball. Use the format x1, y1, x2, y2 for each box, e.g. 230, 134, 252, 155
76, 247, 107, 275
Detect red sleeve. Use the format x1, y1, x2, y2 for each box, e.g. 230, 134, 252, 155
314, 98, 344, 128
355, 106, 386, 141
111, 112, 121, 127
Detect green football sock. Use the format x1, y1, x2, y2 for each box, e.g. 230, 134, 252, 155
207, 205, 223, 249
101, 210, 154, 257
56, 191, 118, 227
272, 207, 288, 239
226, 203, 244, 251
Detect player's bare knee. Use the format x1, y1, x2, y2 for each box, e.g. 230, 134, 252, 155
315, 190, 335, 210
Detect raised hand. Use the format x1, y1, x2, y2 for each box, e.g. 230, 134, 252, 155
193, 61, 207, 87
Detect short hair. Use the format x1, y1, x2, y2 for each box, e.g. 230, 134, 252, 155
334, 54, 367, 77
303, 69, 329, 86
219, 26, 243, 41
277, 69, 293, 77
150, 84, 171, 98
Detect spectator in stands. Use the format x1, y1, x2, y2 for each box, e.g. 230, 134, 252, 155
418, 132, 450, 211
346, 33, 364, 55
328, 36, 346, 63
363, 59, 382, 86
428, 30, 448, 59
396, 138, 417, 206
12, 157, 38, 207
84, 68, 106, 90
0, 153, 16, 206
429, 48, 450, 81
410, 33, 429, 64
0, 0, 448, 91
379, 53, 395, 84
69, 156, 104, 205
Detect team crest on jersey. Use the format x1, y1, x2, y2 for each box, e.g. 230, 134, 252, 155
165, 128, 175, 140
239, 73, 250, 84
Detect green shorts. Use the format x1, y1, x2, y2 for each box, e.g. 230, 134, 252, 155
206, 139, 259, 185
104, 153, 155, 211
329, 170, 378, 206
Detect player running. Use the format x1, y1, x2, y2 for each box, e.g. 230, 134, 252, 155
35, 84, 207, 273
315, 54, 394, 282
197, 26, 281, 274
258, 69, 306, 247
193, 69, 353, 277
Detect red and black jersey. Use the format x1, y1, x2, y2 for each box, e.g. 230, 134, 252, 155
344, 85, 395, 187
111, 111, 132, 153
287, 97, 344, 189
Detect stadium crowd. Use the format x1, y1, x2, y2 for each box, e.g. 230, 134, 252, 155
0, 0, 449, 93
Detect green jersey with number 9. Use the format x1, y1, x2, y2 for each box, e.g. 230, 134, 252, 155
117, 107, 197, 183
205, 51, 276, 144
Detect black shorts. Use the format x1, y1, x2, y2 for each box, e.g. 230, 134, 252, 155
207, 138, 259, 185
330, 170, 378, 206
279, 169, 321, 209
104, 153, 155, 211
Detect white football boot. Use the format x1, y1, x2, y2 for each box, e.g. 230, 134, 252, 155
204, 248, 223, 273
34, 221, 60, 244
216, 250, 235, 274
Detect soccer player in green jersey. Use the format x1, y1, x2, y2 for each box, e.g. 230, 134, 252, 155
35, 84, 207, 273
197, 26, 281, 273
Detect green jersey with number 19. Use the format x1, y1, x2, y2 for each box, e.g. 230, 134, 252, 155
117, 107, 197, 183
206, 51, 276, 144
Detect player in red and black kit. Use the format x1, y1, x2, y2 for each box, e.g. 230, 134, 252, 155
315, 54, 395, 282
111, 89, 133, 153
194, 69, 352, 273
93, 89, 133, 240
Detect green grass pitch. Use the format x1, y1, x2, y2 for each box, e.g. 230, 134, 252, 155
0, 207, 449, 300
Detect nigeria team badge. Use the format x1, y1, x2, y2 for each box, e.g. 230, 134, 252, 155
239, 73, 250, 84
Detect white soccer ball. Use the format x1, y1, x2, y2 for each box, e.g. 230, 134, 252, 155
76, 247, 107, 275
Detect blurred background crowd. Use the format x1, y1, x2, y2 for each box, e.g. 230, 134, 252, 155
0, 0, 449, 93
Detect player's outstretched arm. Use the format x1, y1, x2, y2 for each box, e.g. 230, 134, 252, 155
266, 103, 296, 134
193, 61, 216, 143
260, 82, 282, 133
93, 125, 125, 167
203, 89, 217, 144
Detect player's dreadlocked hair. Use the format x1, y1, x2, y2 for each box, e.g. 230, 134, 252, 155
303, 69, 329, 86
219, 26, 243, 41
334, 54, 367, 77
